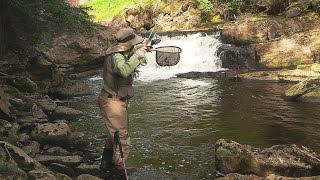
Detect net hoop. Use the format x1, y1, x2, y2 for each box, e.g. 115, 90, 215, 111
154, 46, 182, 66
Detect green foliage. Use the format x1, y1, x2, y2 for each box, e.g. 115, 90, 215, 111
83, 0, 153, 20
311, 0, 320, 14
223, 0, 241, 15
197, 0, 214, 21
6, 0, 95, 51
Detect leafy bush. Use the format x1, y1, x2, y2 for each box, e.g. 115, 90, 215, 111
197, 0, 214, 21
311, 0, 320, 14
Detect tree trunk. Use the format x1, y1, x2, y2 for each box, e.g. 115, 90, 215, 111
0, 0, 9, 55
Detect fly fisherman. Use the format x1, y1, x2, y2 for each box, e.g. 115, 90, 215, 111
98, 28, 147, 179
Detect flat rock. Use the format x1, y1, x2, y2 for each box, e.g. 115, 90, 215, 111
75, 174, 103, 180
52, 106, 84, 121
34, 155, 82, 167
215, 139, 320, 177
31, 123, 71, 146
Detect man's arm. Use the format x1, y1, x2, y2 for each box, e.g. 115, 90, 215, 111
113, 53, 141, 78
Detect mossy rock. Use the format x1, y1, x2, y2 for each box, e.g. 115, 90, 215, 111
282, 78, 320, 100
7, 77, 38, 93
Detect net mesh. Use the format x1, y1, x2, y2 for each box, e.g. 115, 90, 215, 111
155, 46, 182, 66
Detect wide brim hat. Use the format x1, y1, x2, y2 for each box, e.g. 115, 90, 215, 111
106, 28, 144, 55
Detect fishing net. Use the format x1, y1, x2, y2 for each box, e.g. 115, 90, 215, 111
155, 46, 182, 66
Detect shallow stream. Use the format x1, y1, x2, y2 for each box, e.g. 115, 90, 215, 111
64, 32, 320, 179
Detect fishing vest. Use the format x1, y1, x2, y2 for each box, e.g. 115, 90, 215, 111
103, 54, 134, 99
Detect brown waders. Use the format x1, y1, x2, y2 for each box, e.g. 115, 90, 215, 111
98, 89, 131, 172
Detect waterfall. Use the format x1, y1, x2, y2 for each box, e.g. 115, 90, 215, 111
137, 32, 223, 81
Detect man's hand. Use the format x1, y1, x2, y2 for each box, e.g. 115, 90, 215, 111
133, 47, 147, 59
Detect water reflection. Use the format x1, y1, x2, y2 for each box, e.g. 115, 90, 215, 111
66, 77, 320, 179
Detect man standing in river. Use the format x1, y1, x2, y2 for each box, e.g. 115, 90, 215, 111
98, 28, 147, 179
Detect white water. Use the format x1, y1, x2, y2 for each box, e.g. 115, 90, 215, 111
137, 32, 223, 82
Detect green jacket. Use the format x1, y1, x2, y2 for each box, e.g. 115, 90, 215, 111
103, 44, 147, 97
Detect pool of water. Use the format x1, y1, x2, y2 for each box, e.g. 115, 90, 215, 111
65, 76, 320, 180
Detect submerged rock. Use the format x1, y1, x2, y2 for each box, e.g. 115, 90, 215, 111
281, 78, 320, 102
215, 139, 320, 177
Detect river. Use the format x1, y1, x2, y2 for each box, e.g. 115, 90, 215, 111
63, 32, 320, 179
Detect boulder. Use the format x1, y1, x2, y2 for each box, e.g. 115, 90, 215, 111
75, 174, 103, 180
0, 141, 45, 171
0, 146, 28, 180
285, 7, 302, 18
19, 133, 31, 146
31, 103, 47, 119
0, 123, 19, 145
217, 44, 257, 70
50, 79, 90, 98
0, 89, 14, 121
125, 5, 154, 30
52, 106, 84, 121
26, 94, 57, 115
6, 77, 38, 93
34, 155, 82, 167
43, 28, 113, 67
27, 170, 56, 180
48, 163, 76, 178
215, 139, 320, 177
281, 78, 320, 101
0, 119, 12, 129
31, 123, 71, 146
21, 141, 41, 158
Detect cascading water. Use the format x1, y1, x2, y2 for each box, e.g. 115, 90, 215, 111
137, 32, 223, 81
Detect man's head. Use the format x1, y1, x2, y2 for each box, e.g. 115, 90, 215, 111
106, 28, 144, 55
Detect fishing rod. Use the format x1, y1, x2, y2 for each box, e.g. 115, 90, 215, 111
114, 130, 128, 180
